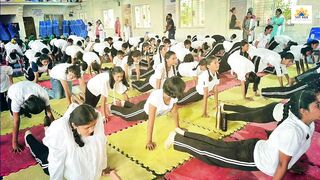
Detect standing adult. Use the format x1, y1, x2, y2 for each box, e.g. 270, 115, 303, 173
229, 7, 241, 30
123, 19, 132, 42
164, 13, 176, 39
270, 9, 285, 38
95, 20, 105, 42
114, 17, 121, 38
87, 22, 95, 42
242, 11, 256, 43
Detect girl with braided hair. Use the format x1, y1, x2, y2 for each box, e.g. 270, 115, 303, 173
166, 90, 320, 178
24, 104, 120, 179
111, 76, 186, 150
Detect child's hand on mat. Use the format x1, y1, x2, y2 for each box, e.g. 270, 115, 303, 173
244, 97, 254, 101
146, 141, 157, 150
12, 142, 24, 153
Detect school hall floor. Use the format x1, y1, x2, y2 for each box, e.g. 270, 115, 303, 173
1, 64, 320, 180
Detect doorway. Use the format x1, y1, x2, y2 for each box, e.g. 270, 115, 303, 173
23, 17, 37, 38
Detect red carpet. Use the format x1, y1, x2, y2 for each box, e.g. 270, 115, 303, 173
0, 126, 45, 176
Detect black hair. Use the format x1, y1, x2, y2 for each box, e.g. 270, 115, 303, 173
241, 39, 249, 47
167, 13, 172, 17
141, 42, 150, 55
184, 39, 191, 46
103, 47, 110, 55
122, 42, 129, 49
281, 52, 294, 60
163, 38, 171, 44
187, 35, 192, 39
118, 38, 123, 41
67, 38, 74, 44
52, 45, 58, 54
109, 66, 129, 89
230, 34, 237, 40
156, 39, 161, 45
117, 50, 125, 56
127, 50, 141, 66
76, 41, 83, 47
265, 25, 273, 32
91, 61, 101, 74
283, 41, 298, 52
106, 37, 113, 42
95, 39, 100, 43
66, 64, 82, 79
69, 104, 99, 147
278, 90, 317, 125
9, 52, 18, 60
164, 51, 176, 78
205, 35, 210, 38
301, 46, 313, 56
307, 39, 319, 46
36, 54, 51, 67
230, 7, 236, 13
276, 8, 282, 14
41, 48, 49, 55
88, 22, 92, 26
23, 95, 46, 114
192, 58, 207, 71
34, 52, 42, 58
183, 54, 194, 63
163, 76, 186, 99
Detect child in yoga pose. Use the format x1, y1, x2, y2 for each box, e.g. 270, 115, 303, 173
111, 76, 186, 150
166, 90, 319, 178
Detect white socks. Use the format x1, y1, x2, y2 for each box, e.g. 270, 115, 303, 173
165, 131, 176, 149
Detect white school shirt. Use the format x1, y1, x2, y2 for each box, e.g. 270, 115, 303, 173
83, 52, 101, 65
84, 42, 95, 52
49, 63, 72, 81
54, 39, 68, 52
43, 103, 107, 180
254, 33, 270, 48
143, 89, 178, 116
273, 35, 292, 53
178, 61, 200, 78
24, 49, 37, 62
228, 53, 254, 81
93, 43, 108, 56
152, 53, 164, 70
87, 72, 127, 97
254, 111, 315, 176
290, 45, 306, 61
149, 63, 175, 89
7, 81, 50, 113
29, 40, 50, 54
4, 42, 23, 56
112, 55, 124, 68
65, 45, 83, 58
195, 70, 220, 95
0, 66, 13, 93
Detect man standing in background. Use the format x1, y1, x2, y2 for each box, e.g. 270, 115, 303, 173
164, 13, 175, 39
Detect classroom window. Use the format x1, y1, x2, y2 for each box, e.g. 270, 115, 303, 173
103, 9, 115, 29
180, 0, 205, 27
134, 4, 151, 28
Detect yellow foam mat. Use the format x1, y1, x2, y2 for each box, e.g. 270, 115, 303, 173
0, 111, 46, 135
13, 74, 50, 84
107, 113, 223, 175
4, 147, 155, 180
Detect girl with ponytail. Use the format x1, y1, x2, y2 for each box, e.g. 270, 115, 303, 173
177, 56, 220, 118
167, 90, 320, 179
25, 104, 119, 179
125, 50, 154, 81
131, 51, 178, 92
85, 66, 129, 120
110, 76, 186, 150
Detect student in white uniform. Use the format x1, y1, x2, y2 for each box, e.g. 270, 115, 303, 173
24, 54, 53, 83
85, 67, 129, 120
131, 51, 178, 92
177, 54, 200, 81
82, 51, 101, 77
166, 90, 319, 179
24, 104, 119, 179
0, 65, 13, 111
65, 43, 84, 64
254, 25, 273, 48
178, 57, 220, 117
7, 81, 55, 153
111, 76, 186, 150
92, 42, 110, 62
124, 50, 154, 81
152, 45, 168, 70
49, 63, 84, 104
112, 50, 125, 68
29, 40, 51, 55
289, 45, 310, 75
268, 35, 295, 53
